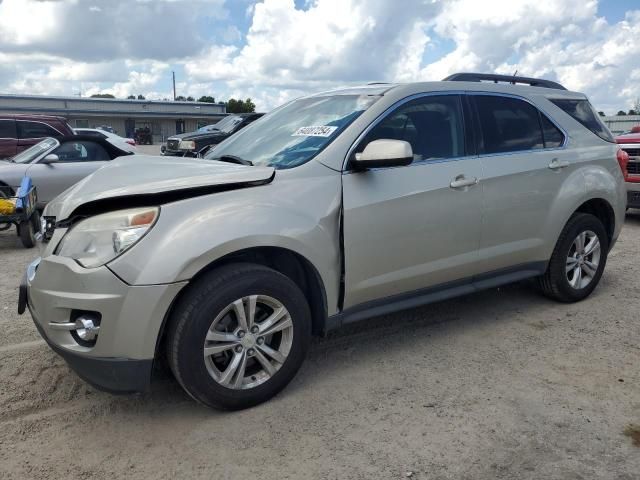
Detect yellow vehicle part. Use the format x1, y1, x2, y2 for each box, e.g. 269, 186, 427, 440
0, 198, 17, 215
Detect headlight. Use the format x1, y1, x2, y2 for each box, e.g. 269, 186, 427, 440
56, 207, 159, 268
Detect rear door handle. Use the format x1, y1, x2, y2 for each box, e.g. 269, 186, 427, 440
548, 158, 570, 170
450, 175, 479, 189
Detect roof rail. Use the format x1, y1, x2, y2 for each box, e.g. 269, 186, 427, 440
443, 72, 567, 90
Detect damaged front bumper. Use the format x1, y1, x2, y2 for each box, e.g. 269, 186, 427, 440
21, 255, 187, 393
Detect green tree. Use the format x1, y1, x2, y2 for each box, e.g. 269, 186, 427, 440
225, 97, 256, 113
597, 111, 605, 117
197, 95, 216, 103
617, 110, 627, 116
629, 109, 637, 116
137, 94, 146, 100
90, 93, 115, 99
175, 95, 186, 101
186, 96, 195, 101
127, 95, 136, 99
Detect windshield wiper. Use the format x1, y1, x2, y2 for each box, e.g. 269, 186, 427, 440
210, 154, 253, 166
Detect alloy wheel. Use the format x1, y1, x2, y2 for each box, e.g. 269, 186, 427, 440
203, 295, 293, 390
566, 230, 601, 290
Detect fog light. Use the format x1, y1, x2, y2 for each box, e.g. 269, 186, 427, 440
75, 316, 100, 341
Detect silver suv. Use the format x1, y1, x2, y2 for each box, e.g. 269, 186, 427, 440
20, 73, 626, 410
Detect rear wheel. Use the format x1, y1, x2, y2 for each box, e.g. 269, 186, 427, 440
538, 213, 608, 302
167, 263, 312, 410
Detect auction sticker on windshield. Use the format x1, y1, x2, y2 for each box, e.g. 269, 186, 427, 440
292, 126, 338, 137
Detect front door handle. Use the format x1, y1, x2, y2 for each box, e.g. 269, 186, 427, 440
450, 175, 479, 189
548, 158, 570, 170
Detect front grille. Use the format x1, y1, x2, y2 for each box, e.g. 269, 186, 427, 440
167, 139, 179, 150
622, 147, 640, 158
628, 191, 640, 208
628, 161, 640, 176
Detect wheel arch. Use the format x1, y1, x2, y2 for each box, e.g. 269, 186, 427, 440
155, 246, 328, 361
572, 197, 615, 246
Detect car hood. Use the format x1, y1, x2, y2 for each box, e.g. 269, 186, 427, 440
169, 131, 227, 141
45, 155, 275, 221
0, 160, 27, 177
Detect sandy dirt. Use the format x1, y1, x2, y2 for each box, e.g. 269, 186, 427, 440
0, 213, 639, 479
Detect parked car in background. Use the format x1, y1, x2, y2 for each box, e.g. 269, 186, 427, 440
164, 113, 263, 156
0, 114, 75, 159
97, 125, 117, 134
616, 130, 640, 208
0, 135, 133, 207
23, 74, 626, 410
74, 128, 137, 152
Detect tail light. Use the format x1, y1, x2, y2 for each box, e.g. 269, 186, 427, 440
126, 139, 136, 146
617, 148, 629, 179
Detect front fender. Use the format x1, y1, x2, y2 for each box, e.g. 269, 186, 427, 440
108, 165, 342, 314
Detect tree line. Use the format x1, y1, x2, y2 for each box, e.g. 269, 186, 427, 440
597, 98, 640, 117
89, 93, 256, 113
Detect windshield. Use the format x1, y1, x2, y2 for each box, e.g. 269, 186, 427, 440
197, 124, 218, 132
11, 138, 58, 164
205, 95, 379, 169
210, 115, 243, 133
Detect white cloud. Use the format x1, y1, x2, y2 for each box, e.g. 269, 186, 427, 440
1, 0, 640, 113
421, 1, 640, 114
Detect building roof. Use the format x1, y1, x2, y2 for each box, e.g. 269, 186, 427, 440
0, 93, 226, 118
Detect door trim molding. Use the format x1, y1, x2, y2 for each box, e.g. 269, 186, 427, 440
325, 261, 547, 332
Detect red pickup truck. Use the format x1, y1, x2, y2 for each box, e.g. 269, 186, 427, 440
0, 114, 75, 159
616, 128, 640, 209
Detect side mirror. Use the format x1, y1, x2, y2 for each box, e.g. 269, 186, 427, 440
351, 139, 413, 170
41, 154, 59, 165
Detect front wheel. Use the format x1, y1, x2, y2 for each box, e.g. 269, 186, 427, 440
538, 213, 609, 302
167, 263, 312, 410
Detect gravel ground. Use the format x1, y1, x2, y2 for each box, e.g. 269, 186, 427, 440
0, 213, 639, 479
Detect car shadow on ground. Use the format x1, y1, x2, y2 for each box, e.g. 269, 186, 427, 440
124, 279, 552, 412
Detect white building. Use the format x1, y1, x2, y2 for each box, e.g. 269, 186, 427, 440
0, 94, 227, 144
602, 115, 640, 135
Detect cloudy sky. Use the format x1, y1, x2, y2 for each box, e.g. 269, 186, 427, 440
0, 0, 638, 113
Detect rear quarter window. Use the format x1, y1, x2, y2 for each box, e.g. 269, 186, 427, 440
550, 98, 614, 143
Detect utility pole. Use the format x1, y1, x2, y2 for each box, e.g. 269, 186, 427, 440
172, 71, 176, 101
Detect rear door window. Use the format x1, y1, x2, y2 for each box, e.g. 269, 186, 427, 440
18, 121, 61, 139
0, 119, 17, 139
540, 114, 564, 148
474, 95, 544, 154
550, 98, 615, 142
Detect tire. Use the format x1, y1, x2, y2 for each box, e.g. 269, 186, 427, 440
166, 263, 312, 410
31, 210, 41, 234
19, 217, 36, 248
538, 213, 609, 302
